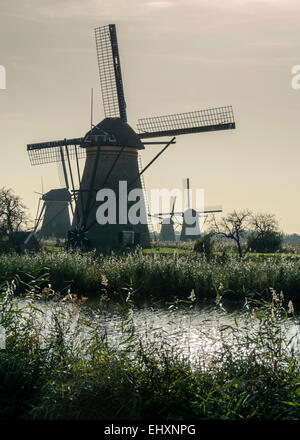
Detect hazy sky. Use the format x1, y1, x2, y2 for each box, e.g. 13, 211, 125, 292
1, 0, 300, 233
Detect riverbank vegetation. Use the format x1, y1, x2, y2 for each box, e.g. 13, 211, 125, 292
0, 280, 299, 420
0, 249, 300, 303
0, 241, 299, 420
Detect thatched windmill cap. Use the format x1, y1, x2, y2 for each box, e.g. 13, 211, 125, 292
42, 188, 71, 202
82, 117, 145, 150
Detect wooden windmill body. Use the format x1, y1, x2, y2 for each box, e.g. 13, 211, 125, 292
155, 197, 177, 242
73, 118, 150, 247
160, 218, 176, 242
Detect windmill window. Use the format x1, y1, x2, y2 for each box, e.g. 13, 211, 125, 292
120, 231, 135, 245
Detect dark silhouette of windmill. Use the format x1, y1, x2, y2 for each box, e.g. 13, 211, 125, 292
160, 196, 177, 242
153, 179, 222, 242
179, 178, 222, 241
24, 187, 71, 247
26, 24, 235, 249
38, 188, 71, 240
150, 196, 178, 242
150, 179, 223, 242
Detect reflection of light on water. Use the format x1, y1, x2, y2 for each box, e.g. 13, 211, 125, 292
15, 298, 300, 368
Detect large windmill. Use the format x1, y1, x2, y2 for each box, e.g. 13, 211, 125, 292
26, 24, 235, 249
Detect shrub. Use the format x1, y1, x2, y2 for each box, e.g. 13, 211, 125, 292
193, 235, 214, 259
248, 231, 282, 253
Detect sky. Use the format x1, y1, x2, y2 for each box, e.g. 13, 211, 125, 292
0, 0, 300, 233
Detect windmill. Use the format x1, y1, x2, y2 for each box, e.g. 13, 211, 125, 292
154, 196, 177, 242
150, 180, 223, 242
153, 179, 222, 242
37, 188, 71, 240
179, 178, 222, 241
23, 188, 72, 248
24, 149, 74, 247
160, 196, 176, 242
26, 24, 236, 249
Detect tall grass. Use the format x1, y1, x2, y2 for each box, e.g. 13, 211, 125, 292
0, 278, 299, 420
0, 249, 300, 303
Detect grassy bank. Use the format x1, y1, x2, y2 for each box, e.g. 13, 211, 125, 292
0, 249, 300, 303
0, 281, 299, 420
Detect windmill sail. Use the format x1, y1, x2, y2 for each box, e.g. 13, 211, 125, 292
95, 24, 127, 122
137, 106, 235, 138
27, 141, 86, 166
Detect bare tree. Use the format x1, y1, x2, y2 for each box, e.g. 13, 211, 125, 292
248, 213, 282, 253
0, 188, 29, 239
209, 210, 252, 258
210, 210, 281, 257
250, 213, 279, 235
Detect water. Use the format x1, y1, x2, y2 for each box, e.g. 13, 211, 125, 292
14, 296, 300, 368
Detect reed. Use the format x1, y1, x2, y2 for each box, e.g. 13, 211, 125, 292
0, 278, 299, 420
0, 249, 300, 303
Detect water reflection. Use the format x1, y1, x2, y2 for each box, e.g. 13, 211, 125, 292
16, 297, 300, 368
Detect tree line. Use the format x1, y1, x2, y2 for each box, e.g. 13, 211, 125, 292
195, 210, 283, 258
0, 187, 289, 257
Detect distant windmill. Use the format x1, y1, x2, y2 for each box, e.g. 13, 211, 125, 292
179, 178, 222, 241
25, 150, 73, 247
24, 187, 72, 247
150, 179, 223, 242
152, 178, 222, 242
154, 196, 177, 242
26, 24, 235, 249
38, 188, 71, 240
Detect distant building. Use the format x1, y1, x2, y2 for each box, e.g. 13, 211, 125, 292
39, 188, 71, 239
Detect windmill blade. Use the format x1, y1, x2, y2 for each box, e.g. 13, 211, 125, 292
95, 24, 127, 122
196, 205, 223, 214
31, 197, 42, 239
148, 213, 163, 220
171, 196, 176, 217
56, 160, 66, 188
27, 140, 86, 166
59, 146, 69, 189
34, 200, 45, 231
137, 106, 235, 139
172, 206, 222, 216
27, 135, 176, 167
156, 212, 174, 216
34, 196, 41, 227
183, 178, 191, 210
25, 202, 46, 245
